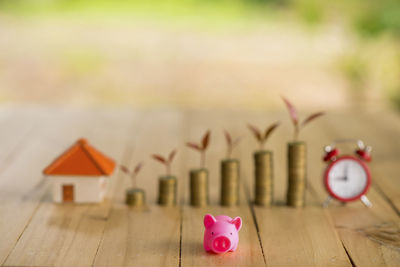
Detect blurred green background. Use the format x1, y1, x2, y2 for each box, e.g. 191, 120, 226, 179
0, 0, 399, 111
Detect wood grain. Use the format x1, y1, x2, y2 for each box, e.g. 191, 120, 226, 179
93, 110, 185, 267
4, 111, 134, 267
0, 108, 399, 267
179, 112, 265, 267
305, 113, 400, 267
0, 109, 80, 265
239, 113, 352, 267
347, 112, 400, 214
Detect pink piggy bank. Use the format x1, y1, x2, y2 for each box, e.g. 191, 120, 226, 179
203, 214, 242, 254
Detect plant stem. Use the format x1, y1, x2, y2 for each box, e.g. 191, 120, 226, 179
294, 125, 299, 142
166, 163, 171, 176
131, 174, 136, 188
201, 151, 205, 169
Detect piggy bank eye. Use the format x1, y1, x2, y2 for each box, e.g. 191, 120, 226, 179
230, 232, 232, 235
211, 232, 214, 235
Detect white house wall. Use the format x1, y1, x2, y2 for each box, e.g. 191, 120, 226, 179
99, 177, 108, 200
50, 176, 107, 203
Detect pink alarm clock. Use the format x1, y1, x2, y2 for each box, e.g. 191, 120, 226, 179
203, 214, 242, 254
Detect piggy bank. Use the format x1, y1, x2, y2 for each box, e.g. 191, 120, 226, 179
203, 214, 242, 254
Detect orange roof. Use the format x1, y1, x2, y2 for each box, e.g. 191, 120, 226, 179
43, 138, 116, 177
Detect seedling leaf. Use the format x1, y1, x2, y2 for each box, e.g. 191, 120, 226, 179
120, 165, 130, 174
247, 124, 262, 142
301, 112, 325, 127
186, 142, 201, 151
232, 136, 242, 148
133, 162, 143, 176
168, 149, 177, 163
264, 122, 280, 140
202, 130, 211, 150
224, 130, 232, 146
282, 96, 298, 126
152, 154, 166, 164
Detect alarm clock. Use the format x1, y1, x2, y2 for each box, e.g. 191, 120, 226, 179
322, 139, 372, 207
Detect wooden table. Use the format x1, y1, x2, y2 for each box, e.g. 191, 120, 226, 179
0, 107, 399, 267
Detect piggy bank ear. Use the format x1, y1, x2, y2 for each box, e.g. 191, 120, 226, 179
204, 214, 216, 228
231, 217, 242, 231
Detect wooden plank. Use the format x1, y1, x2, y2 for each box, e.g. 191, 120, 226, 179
179, 111, 265, 267
347, 111, 400, 214
314, 112, 400, 216
237, 112, 352, 267
371, 159, 400, 215
180, 205, 264, 266
0, 107, 39, 165
93, 206, 181, 267
0, 108, 76, 265
305, 113, 400, 266
4, 110, 135, 267
93, 110, 184, 267
0, 108, 398, 266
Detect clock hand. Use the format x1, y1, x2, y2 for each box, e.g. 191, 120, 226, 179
344, 164, 349, 181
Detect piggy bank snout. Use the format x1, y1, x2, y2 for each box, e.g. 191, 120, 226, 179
212, 235, 231, 253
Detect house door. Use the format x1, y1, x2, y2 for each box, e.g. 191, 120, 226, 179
62, 185, 74, 202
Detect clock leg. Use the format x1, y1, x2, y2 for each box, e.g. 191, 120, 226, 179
360, 195, 372, 207
323, 196, 333, 208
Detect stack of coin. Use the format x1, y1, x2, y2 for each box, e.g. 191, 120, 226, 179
190, 169, 209, 207
286, 142, 307, 207
126, 188, 146, 207
158, 176, 177, 206
254, 150, 273, 206
220, 159, 240, 206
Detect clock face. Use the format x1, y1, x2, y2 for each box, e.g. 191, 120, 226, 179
325, 156, 370, 201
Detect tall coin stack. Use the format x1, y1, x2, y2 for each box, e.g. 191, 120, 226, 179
220, 159, 240, 206
286, 142, 306, 207
254, 151, 273, 206
158, 176, 177, 206
190, 169, 209, 206
126, 188, 146, 207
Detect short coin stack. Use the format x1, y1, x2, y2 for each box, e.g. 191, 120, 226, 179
220, 159, 240, 206
126, 188, 146, 207
158, 176, 177, 206
190, 169, 209, 206
254, 151, 273, 206
287, 142, 307, 207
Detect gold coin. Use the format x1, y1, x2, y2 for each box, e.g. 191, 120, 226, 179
220, 159, 240, 206
254, 150, 274, 206
126, 188, 146, 207
286, 142, 306, 207
158, 176, 177, 206
190, 168, 209, 207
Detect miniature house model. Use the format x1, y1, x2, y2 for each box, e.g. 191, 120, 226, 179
43, 138, 116, 203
